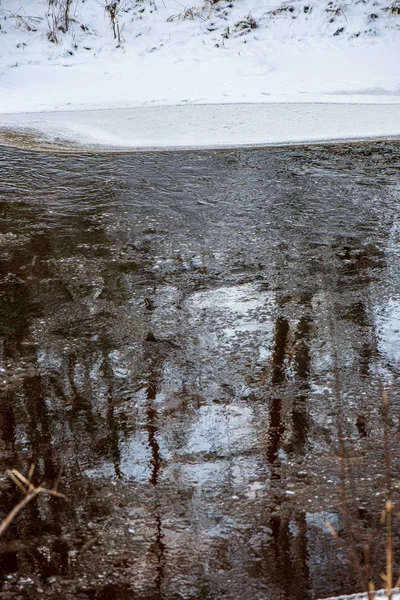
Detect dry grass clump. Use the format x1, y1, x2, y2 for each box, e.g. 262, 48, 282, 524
46, 0, 73, 42
105, 0, 125, 43
0, 465, 66, 538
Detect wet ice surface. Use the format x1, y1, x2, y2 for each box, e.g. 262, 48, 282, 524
0, 143, 399, 600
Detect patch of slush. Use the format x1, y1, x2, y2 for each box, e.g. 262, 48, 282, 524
185, 283, 276, 386
85, 431, 152, 482
186, 403, 256, 456
188, 283, 270, 314
375, 298, 400, 371
187, 283, 275, 335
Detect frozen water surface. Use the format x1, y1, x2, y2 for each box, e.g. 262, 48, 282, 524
0, 142, 399, 599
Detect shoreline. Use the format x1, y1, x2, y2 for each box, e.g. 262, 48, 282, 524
1, 102, 400, 152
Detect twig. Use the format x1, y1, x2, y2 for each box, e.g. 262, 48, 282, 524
0, 467, 66, 538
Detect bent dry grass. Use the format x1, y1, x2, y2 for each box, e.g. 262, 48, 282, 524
322, 257, 400, 600
0, 465, 66, 538
326, 499, 400, 600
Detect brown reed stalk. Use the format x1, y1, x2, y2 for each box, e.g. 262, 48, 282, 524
0, 466, 66, 538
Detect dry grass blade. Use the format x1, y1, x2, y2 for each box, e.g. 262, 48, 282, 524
28, 464, 35, 483
39, 487, 66, 499
9, 469, 35, 492
384, 500, 393, 600
7, 471, 30, 496
0, 467, 66, 538
368, 580, 375, 600
326, 520, 339, 539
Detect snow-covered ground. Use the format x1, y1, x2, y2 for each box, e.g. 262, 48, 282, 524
0, 0, 399, 146
1, 0, 400, 111
321, 591, 400, 600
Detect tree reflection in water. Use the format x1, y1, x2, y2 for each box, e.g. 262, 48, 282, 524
0, 142, 399, 599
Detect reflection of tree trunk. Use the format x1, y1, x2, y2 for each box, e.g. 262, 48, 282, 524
106, 399, 123, 481
0, 230, 65, 575
146, 375, 162, 487
144, 289, 165, 597
290, 315, 312, 456
24, 374, 56, 484
271, 317, 290, 387
145, 366, 166, 598
290, 399, 308, 455
267, 307, 311, 599
267, 397, 284, 466
271, 514, 291, 599
267, 316, 289, 465
100, 343, 123, 480
146, 371, 166, 599
293, 512, 311, 600
270, 511, 310, 600
153, 514, 166, 598
0, 392, 16, 449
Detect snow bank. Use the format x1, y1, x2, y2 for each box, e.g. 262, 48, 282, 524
0, 103, 399, 150
0, 0, 399, 148
1, 0, 399, 114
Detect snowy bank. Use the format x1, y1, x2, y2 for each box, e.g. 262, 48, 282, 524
1, 0, 399, 114
0, 0, 399, 148
0, 103, 400, 151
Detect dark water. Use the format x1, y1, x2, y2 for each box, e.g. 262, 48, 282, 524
0, 142, 399, 600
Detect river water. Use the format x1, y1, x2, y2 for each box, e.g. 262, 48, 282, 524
0, 142, 399, 600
